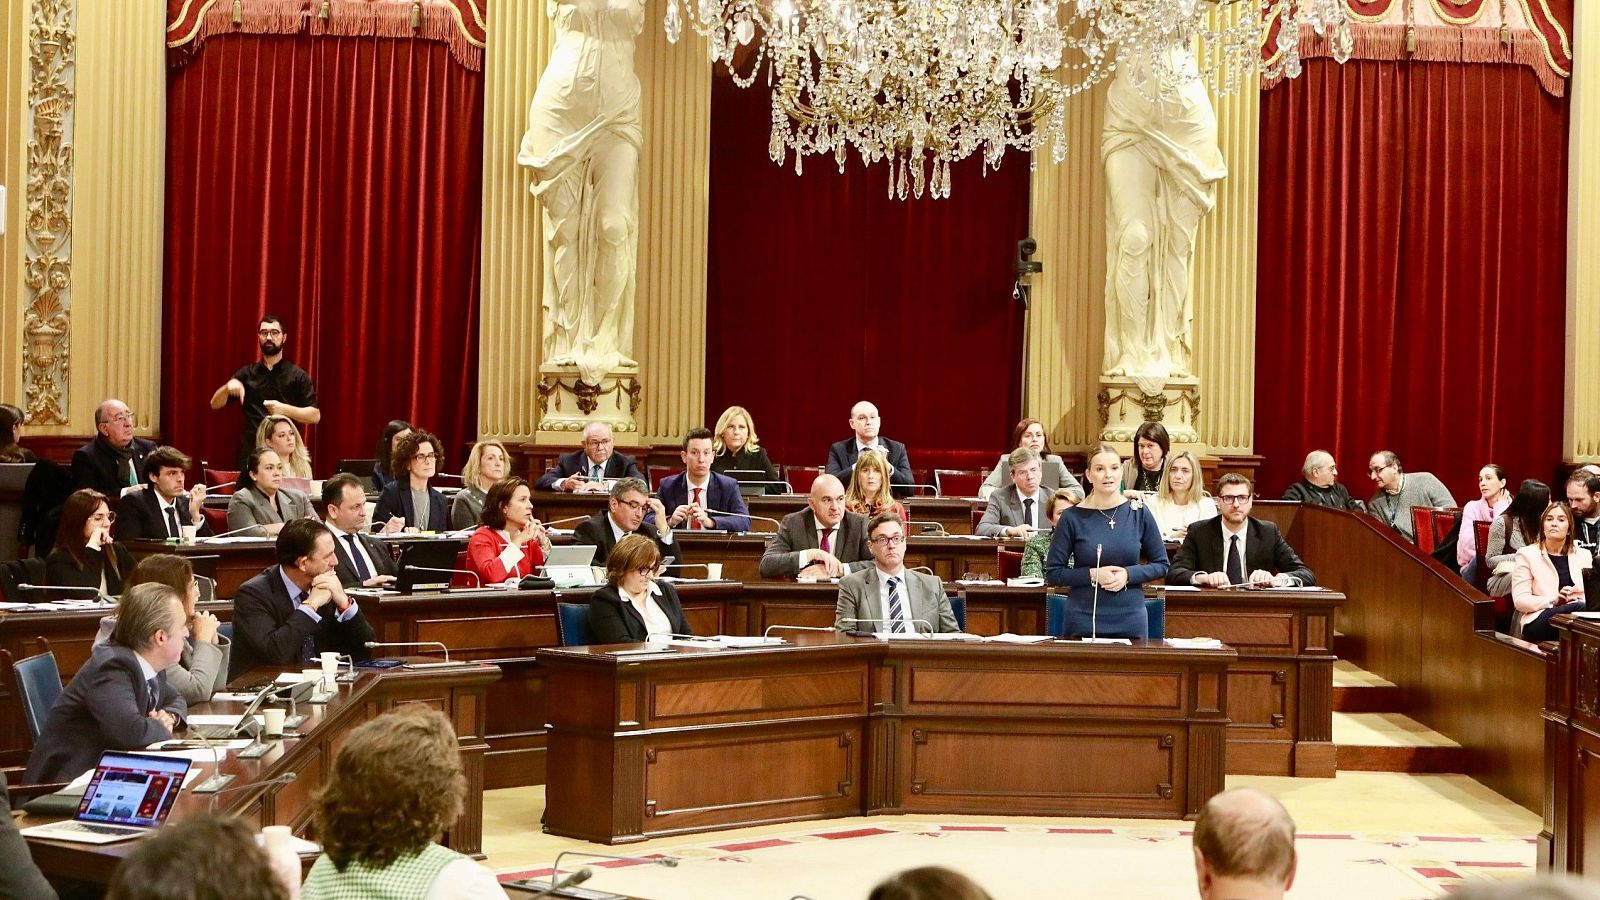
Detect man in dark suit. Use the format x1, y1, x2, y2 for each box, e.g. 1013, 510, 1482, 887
654, 428, 749, 531
115, 446, 212, 542
759, 474, 873, 579
535, 421, 646, 492
229, 518, 375, 679
71, 398, 158, 499
1168, 474, 1316, 588
321, 474, 398, 588
572, 477, 676, 566
24, 584, 189, 784
825, 401, 913, 495
0, 770, 54, 897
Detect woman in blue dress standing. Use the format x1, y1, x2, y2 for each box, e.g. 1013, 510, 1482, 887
1045, 442, 1169, 639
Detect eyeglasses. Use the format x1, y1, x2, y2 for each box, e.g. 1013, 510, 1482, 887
615, 499, 647, 512
634, 566, 658, 577
257, 328, 284, 338
870, 535, 906, 547
1217, 495, 1254, 506
1368, 464, 1394, 475
413, 452, 438, 462
106, 412, 135, 425
584, 438, 614, 447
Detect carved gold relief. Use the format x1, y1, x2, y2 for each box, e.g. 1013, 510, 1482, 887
23, 0, 76, 425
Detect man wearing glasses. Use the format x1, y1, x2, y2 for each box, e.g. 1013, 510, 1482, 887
535, 421, 647, 493
72, 398, 158, 498
1168, 474, 1315, 588
834, 513, 960, 633
210, 315, 320, 468
572, 477, 677, 567
1363, 450, 1455, 542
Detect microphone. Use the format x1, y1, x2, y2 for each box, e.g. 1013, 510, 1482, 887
728, 479, 794, 492
363, 640, 465, 669
200, 523, 268, 541
699, 508, 755, 531
403, 564, 481, 589
839, 616, 933, 636
1078, 543, 1121, 644
904, 520, 948, 536
516, 868, 592, 899
203, 772, 298, 814
706, 509, 784, 532
538, 513, 594, 528
16, 583, 109, 602
762, 624, 835, 638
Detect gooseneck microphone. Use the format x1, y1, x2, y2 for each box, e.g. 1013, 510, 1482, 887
762, 624, 835, 638
403, 565, 481, 588
363, 640, 465, 668
705, 509, 783, 533
838, 617, 933, 636
203, 772, 298, 814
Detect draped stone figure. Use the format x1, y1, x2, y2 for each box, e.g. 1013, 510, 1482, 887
518, 0, 646, 386
1101, 44, 1228, 393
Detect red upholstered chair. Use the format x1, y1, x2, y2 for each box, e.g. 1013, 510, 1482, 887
785, 466, 824, 494
1432, 508, 1461, 551
970, 508, 986, 530
201, 506, 229, 534
647, 466, 674, 492
203, 468, 240, 489
1473, 519, 1493, 592
996, 549, 1023, 581
454, 549, 475, 588
935, 469, 985, 498
1411, 507, 1437, 553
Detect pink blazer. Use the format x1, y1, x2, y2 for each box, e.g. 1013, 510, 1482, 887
1511, 544, 1593, 626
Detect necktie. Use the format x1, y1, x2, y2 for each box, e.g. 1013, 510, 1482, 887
691, 487, 703, 530
295, 590, 317, 662
146, 677, 159, 714
1023, 498, 1035, 529
1226, 535, 1244, 586
345, 534, 371, 581
887, 576, 906, 634
591, 463, 603, 481
165, 505, 181, 539
820, 527, 834, 553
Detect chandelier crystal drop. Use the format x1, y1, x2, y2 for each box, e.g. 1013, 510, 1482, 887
665, 0, 1351, 198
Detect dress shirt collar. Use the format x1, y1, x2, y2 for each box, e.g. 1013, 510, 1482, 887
133, 651, 158, 683
608, 513, 628, 542
278, 567, 309, 603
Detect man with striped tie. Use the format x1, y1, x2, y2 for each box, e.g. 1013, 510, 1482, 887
833, 513, 960, 634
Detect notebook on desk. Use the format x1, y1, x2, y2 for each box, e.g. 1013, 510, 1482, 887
21, 751, 191, 844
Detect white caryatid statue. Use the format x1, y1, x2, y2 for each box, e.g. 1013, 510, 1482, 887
1101, 43, 1228, 393
518, 0, 646, 386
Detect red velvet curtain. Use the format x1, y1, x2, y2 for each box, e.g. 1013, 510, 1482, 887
704, 75, 1032, 471
163, 34, 484, 473
1255, 60, 1569, 500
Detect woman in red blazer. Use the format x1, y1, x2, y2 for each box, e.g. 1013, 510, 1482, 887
465, 477, 551, 585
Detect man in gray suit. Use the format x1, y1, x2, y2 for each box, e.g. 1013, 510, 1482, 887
759, 474, 872, 579
976, 447, 1055, 539
834, 513, 959, 634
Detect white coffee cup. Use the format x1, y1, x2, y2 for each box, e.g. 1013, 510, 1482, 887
179, 525, 198, 545
301, 668, 323, 688
263, 708, 285, 737
705, 563, 723, 581
590, 566, 606, 585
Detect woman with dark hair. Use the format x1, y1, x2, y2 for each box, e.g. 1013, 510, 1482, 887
109, 816, 292, 900
93, 554, 229, 703
869, 867, 994, 900
226, 447, 315, 537
1122, 421, 1170, 495
46, 488, 136, 594
464, 477, 550, 585
588, 533, 692, 643
370, 419, 413, 492
1459, 463, 1511, 577
0, 403, 34, 463
302, 705, 502, 899
978, 417, 1080, 501
1511, 502, 1591, 641
371, 429, 448, 533
1487, 479, 1551, 598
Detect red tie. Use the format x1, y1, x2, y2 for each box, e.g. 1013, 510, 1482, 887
691, 487, 703, 530
821, 527, 834, 553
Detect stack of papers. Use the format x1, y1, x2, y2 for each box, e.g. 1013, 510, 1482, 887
1165, 637, 1225, 649
984, 633, 1054, 644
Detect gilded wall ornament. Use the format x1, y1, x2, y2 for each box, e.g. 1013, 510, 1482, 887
23, 0, 76, 425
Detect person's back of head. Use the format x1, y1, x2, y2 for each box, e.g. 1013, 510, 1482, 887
106, 816, 289, 900
1192, 788, 1297, 899
868, 866, 994, 900
1450, 878, 1600, 900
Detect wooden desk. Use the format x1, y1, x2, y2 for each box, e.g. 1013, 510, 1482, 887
126, 534, 461, 599
663, 532, 1023, 583
19, 662, 500, 889
539, 633, 1234, 843
1543, 614, 1600, 874
535, 492, 984, 535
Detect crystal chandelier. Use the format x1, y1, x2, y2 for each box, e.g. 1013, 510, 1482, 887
664, 0, 1352, 198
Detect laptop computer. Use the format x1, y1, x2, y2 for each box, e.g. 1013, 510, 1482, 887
187, 681, 274, 739
394, 538, 467, 593
22, 751, 192, 844
543, 544, 599, 588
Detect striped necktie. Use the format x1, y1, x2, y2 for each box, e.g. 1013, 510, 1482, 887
886, 576, 906, 634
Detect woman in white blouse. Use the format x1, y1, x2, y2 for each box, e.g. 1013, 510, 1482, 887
587, 534, 692, 643
1147, 450, 1216, 541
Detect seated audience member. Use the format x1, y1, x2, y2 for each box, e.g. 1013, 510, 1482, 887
1148, 450, 1217, 541
846, 449, 909, 525
1512, 502, 1591, 642
1022, 489, 1079, 578
977, 447, 1050, 539
0, 769, 54, 898
0, 401, 36, 463
1459, 464, 1512, 577
24, 584, 188, 783
94, 554, 228, 703
115, 446, 211, 541
369, 419, 413, 492
1568, 472, 1600, 550
573, 477, 674, 566
1449, 877, 1600, 900
1366, 450, 1456, 541
227, 447, 316, 537
46, 488, 136, 594
710, 404, 780, 493
656, 427, 750, 530
1192, 788, 1298, 900
1281, 450, 1365, 510
1122, 421, 1169, 496
535, 421, 645, 492
371, 429, 448, 533
465, 477, 550, 585
1168, 474, 1315, 588
255, 414, 313, 480
759, 473, 872, 579
826, 401, 913, 494
835, 513, 960, 633
71, 398, 156, 498
869, 867, 994, 900
302, 706, 503, 900
588, 533, 693, 643
1487, 480, 1551, 597
451, 440, 509, 530
229, 518, 375, 679
107, 816, 292, 900
321, 474, 398, 588
979, 418, 1082, 501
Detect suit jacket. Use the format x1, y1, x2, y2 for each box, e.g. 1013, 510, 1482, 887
229, 565, 375, 679
44, 544, 136, 595
0, 770, 56, 897
70, 436, 158, 499
759, 509, 873, 579
654, 471, 750, 531
114, 488, 213, 542
534, 449, 646, 491
826, 437, 913, 489
834, 567, 959, 633
1166, 517, 1316, 587
976, 484, 1052, 538
1511, 544, 1594, 626
588, 581, 693, 643
226, 485, 316, 537
572, 513, 676, 567
24, 642, 186, 784
465, 526, 543, 584
328, 526, 398, 587
370, 481, 450, 532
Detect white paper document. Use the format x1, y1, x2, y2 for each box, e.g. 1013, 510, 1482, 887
983, 634, 1055, 644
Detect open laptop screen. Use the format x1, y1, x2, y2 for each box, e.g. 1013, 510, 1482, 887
75, 752, 191, 828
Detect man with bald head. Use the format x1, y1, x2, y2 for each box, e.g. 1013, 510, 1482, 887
535, 421, 647, 492
72, 398, 158, 498
826, 401, 913, 495
1192, 788, 1297, 900
759, 474, 873, 579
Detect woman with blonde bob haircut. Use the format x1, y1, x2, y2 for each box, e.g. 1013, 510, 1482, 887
451, 439, 510, 530
588, 533, 693, 643
302, 705, 503, 899
1148, 450, 1217, 540
254, 414, 313, 480
846, 450, 909, 523
709, 405, 780, 493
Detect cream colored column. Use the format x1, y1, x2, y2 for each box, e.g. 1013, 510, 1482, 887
1566, 0, 1600, 463
477, 0, 711, 446
0, 0, 26, 408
